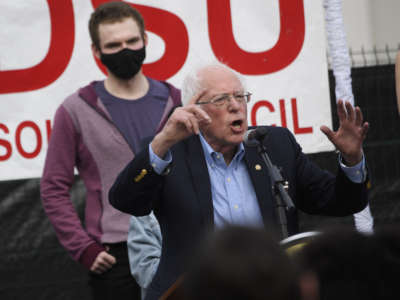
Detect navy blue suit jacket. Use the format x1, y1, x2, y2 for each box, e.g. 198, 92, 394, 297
109, 126, 368, 300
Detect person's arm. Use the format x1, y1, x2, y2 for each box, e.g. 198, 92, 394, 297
291, 99, 369, 215
109, 94, 211, 215
286, 129, 368, 216
322, 101, 373, 231
40, 105, 106, 270
395, 51, 400, 115
127, 213, 162, 289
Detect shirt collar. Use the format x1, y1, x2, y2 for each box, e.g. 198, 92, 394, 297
198, 133, 245, 168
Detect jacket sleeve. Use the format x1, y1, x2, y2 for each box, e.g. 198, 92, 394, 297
127, 213, 162, 289
40, 105, 104, 269
109, 147, 165, 216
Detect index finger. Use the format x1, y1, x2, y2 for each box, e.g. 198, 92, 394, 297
190, 105, 211, 122
187, 91, 206, 106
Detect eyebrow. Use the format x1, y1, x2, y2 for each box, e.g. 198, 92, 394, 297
126, 37, 141, 43
212, 93, 229, 99
103, 36, 141, 48
104, 41, 121, 48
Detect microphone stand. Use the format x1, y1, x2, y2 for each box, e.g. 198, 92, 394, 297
256, 142, 295, 239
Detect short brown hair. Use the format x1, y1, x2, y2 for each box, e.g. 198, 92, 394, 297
89, 1, 145, 49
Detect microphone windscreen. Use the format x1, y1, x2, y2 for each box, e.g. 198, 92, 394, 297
243, 129, 259, 146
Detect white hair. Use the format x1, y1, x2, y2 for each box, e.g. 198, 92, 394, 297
181, 60, 246, 105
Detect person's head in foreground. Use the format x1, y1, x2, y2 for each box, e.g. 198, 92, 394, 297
181, 226, 300, 300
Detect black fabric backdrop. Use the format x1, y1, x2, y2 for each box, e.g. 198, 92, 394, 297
1, 65, 399, 299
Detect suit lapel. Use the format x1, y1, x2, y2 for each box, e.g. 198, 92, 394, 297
185, 136, 214, 228
244, 145, 277, 226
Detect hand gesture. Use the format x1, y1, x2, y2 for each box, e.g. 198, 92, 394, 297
320, 99, 369, 166
151, 92, 211, 157
90, 249, 116, 274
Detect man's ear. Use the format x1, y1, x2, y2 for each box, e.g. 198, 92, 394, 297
144, 32, 148, 46
92, 44, 101, 59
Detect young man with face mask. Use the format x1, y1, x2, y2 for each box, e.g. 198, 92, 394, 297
40, 2, 181, 300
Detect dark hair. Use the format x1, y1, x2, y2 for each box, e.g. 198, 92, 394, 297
368, 226, 400, 299
296, 228, 372, 300
181, 226, 299, 300
296, 227, 400, 300
88, 1, 145, 49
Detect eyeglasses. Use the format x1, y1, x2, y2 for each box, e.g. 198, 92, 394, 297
196, 92, 252, 107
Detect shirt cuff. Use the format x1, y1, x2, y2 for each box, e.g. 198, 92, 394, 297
78, 242, 105, 270
339, 154, 366, 183
353, 205, 374, 234
149, 143, 172, 175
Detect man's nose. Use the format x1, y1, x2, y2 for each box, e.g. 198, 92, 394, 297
227, 95, 242, 110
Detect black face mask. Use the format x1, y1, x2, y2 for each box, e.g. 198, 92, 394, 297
100, 46, 146, 80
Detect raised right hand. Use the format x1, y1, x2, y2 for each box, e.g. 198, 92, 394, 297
151, 93, 211, 157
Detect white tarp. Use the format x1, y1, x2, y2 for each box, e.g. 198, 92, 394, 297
0, 0, 332, 180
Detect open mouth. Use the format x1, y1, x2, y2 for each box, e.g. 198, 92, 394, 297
231, 119, 244, 131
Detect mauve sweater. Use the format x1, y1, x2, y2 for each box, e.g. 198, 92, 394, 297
40, 81, 181, 269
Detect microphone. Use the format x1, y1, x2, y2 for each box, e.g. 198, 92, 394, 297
243, 127, 269, 146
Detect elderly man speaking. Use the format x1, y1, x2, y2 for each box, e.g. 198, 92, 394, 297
109, 62, 369, 300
